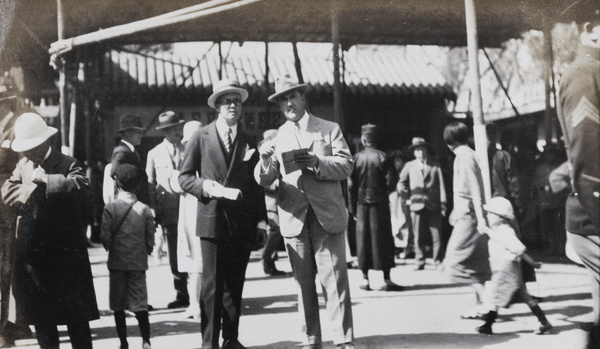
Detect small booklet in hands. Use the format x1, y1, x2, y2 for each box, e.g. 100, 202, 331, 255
281, 148, 309, 173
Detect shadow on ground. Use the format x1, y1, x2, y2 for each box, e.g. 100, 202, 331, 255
249, 332, 519, 349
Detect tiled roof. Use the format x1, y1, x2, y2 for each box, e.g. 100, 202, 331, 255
101, 47, 455, 102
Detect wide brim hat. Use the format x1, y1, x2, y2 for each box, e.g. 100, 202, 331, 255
268, 74, 308, 102
156, 111, 185, 130
483, 197, 515, 221
11, 112, 58, 152
207, 79, 249, 109
409, 137, 430, 150
118, 114, 145, 133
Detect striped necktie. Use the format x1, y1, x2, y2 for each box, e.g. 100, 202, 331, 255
224, 127, 232, 153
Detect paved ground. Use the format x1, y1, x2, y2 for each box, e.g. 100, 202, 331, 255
11, 247, 596, 349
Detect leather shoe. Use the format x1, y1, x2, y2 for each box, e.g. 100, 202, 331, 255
337, 343, 355, 349
379, 282, 405, 291
299, 344, 322, 349
223, 339, 246, 349
167, 299, 190, 309
414, 264, 425, 271
265, 267, 287, 276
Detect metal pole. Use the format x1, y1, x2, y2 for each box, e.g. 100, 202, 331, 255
465, 0, 491, 200
331, 0, 344, 130
57, 0, 69, 152
292, 42, 304, 84
543, 21, 555, 144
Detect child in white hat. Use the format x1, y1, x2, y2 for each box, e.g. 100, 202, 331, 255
476, 197, 552, 335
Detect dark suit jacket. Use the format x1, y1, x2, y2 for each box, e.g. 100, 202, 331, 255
348, 146, 396, 211
398, 158, 447, 213
178, 122, 266, 241
1, 148, 99, 325
110, 141, 149, 204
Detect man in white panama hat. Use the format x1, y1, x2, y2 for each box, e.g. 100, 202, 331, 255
1, 113, 99, 348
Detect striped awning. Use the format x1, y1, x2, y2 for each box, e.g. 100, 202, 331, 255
99, 45, 455, 103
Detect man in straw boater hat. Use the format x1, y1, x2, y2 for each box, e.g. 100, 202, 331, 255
110, 113, 149, 204
179, 79, 266, 349
145, 111, 190, 311
348, 124, 403, 292
255, 75, 355, 349
557, 0, 600, 346
398, 137, 447, 271
1, 113, 99, 348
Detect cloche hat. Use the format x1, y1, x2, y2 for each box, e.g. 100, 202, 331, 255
11, 112, 58, 152
483, 197, 515, 221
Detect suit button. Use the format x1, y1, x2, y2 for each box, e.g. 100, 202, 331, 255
594, 191, 599, 198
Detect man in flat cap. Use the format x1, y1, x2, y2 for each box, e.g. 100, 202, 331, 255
146, 111, 189, 310
399, 137, 447, 271
110, 113, 149, 204
348, 124, 402, 292
179, 79, 266, 349
256, 75, 355, 349
557, 1, 600, 346
1, 113, 98, 348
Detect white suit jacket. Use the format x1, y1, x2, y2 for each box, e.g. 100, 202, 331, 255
255, 114, 353, 238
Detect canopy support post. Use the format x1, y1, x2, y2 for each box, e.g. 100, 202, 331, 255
331, 0, 344, 131
465, 0, 491, 200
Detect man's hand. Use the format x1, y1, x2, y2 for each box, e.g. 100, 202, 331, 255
259, 140, 275, 167
32, 167, 48, 185
441, 202, 448, 217
294, 151, 319, 168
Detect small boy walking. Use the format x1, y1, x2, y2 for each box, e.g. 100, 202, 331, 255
101, 164, 156, 349
476, 197, 552, 335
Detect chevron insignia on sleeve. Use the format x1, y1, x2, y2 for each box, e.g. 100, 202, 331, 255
571, 96, 600, 128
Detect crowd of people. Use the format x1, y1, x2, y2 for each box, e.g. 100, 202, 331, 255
0, 6, 598, 349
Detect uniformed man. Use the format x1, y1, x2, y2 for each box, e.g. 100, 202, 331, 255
557, 1, 600, 347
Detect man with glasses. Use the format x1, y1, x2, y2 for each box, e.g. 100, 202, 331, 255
179, 79, 266, 349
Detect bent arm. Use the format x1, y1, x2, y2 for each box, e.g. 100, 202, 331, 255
313, 124, 353, 180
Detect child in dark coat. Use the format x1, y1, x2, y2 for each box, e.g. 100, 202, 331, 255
101, 164, 155, 349
477, 197, 552, 335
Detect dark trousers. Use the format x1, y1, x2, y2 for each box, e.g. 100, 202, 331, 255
35, 322, 92, 349
200, 237, 250, 349
262, 226, 283, 263
165, 224, 189, 302
410, 209, 443, 265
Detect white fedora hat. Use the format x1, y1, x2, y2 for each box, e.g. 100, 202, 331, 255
11, 113, 58, 152
207, 79, 248, 109
268, 75, 308, 102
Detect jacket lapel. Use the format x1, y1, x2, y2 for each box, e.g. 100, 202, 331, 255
422, 160, 432, 181
303, 114, 317, 150
206, 123, 229, 181
223, 131, 247, 186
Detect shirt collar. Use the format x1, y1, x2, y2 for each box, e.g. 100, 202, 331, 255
121, 139, 135, 152
287, 111, 310, 131
215, 117, 237, 140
